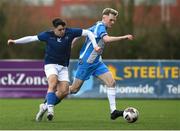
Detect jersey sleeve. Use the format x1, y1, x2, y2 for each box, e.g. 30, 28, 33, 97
37, 31, 49, 42
96, 25, 107, 38
70, 28, 83, 38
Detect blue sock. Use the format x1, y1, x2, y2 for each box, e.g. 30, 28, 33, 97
46, 92, 61, 105
54, 97, 61, 105
47, 92, 56, 105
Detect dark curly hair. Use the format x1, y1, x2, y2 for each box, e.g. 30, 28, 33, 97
52, 18, 66, 28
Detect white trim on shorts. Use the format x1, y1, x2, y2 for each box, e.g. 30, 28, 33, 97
44, 64, 70, 82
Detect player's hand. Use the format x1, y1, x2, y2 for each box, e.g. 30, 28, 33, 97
94, 46, 102, 53
7, 39, 15, 46
125, 35, 134, 40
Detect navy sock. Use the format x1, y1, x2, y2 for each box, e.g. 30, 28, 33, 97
47, 92, 56, 105
54, 96, 61, 105
46, 92, 61, 105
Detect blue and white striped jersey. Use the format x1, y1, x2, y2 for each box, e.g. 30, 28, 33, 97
79, 21, 107, 65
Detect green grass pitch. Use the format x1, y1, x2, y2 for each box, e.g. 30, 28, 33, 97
0, 99, 179, 130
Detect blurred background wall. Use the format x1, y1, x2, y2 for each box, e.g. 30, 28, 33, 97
0, 0, 180, 60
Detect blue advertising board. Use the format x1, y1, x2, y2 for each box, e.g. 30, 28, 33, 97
69, 60, 180, 99
0, 59, 179, 98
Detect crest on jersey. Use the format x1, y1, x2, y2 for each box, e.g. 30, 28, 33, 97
57, 38, 61, 42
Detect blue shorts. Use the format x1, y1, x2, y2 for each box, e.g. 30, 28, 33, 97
75, 62, 109, 80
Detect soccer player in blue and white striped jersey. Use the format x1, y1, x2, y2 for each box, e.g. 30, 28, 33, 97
70, 8, 134, 120
7, 18, 100, 121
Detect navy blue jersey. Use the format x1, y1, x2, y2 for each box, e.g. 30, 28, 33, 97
38, 28, 82, 66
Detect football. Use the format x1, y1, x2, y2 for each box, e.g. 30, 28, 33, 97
123, 107, 139, 123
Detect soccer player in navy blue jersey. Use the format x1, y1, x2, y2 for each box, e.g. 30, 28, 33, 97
7, 18, 101, 121
69, 8, 134, 120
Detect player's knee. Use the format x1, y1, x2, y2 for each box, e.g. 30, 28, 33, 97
57, 90, 69, 98
63, 89, 69, 96
55, 85, 69, 99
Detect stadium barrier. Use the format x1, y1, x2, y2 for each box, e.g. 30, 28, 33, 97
0, 59, 179, 98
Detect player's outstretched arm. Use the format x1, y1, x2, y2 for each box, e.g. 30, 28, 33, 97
103, 34, 134, 43
82, 29, 102, 53
7, 36, 39, 46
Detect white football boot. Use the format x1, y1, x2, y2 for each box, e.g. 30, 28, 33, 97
35, 103, 47, 122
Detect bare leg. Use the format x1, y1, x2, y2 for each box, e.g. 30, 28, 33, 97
36, 74, 58, 121
56, 81, 69, 99
98, 71, 123, 120
46, 75, 60, 120
69, 78, 84, 94
97, 71, 116, 113
47, 74, 59, 93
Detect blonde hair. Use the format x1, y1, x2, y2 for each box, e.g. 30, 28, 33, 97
102, 8, 118, 17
